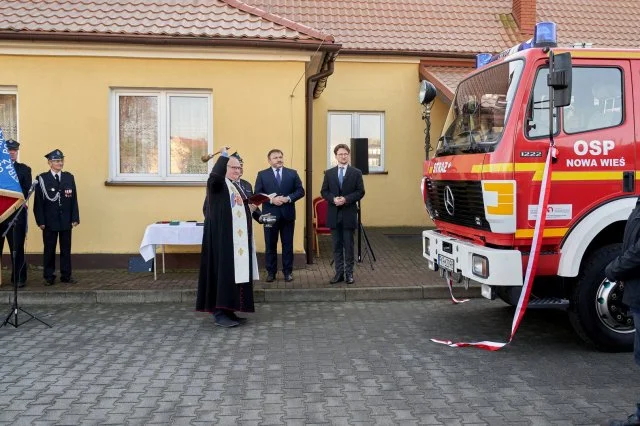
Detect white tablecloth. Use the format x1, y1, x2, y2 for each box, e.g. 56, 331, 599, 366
139, 222, 204, 261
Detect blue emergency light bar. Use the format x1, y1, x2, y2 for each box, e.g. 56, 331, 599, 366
475, 53, 493, 68
533, 21, 557, 47
475, 21, 558, 69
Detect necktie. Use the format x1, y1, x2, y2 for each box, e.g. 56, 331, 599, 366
338, 167, 344, 188
55, 174, 60, 184
275, 168, 282, 186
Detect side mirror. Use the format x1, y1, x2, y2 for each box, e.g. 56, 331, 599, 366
548, 52, 572, 107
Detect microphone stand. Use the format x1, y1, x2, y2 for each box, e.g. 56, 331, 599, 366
1, 181, 51, 329
356, 201, 376, 270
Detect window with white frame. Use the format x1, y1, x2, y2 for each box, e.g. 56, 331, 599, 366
0, 87, 18, 141
327, 112, 385, 172
111, 90, 212, 182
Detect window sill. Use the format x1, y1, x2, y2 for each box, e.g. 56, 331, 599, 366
367, 171, 388, 175
105, 180, 206, 187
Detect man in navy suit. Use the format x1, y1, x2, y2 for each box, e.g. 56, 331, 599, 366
255, 149, 305, 282
320, 144, 365, 285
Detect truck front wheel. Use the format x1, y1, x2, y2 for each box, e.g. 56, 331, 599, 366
569, 244, 635, 351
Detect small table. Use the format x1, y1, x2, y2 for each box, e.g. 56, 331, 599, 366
139, 222, 203, 280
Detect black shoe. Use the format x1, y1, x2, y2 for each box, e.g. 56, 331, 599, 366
330, 274, 344, 284
610, 414, 640, 426
214, 313, 239, 328
228, 312, 248, 324
61, 277, 77, 284
345, 274, 355, 284
17, 282, 26, 288
265, 274, 275, 283
44, 278, 55, 286
284, 273, 293, 282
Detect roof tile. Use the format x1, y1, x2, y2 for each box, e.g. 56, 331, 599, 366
1, 0, 638, 54
246, 0, 640, 53
539, 0, 640, 49
420, 64, 473, 100
0, 0, 332, 43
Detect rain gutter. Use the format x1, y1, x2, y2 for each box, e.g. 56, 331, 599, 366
339, 49, 476, 58
305, 52, 337, 264
0, 31, 342, 52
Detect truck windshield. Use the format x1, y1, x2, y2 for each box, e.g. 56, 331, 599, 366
437, 59, 524, 156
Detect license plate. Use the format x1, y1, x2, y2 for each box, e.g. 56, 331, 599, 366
438, 254, 454, 272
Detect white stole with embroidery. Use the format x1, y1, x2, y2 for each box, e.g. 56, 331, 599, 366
226, 179, 259, 283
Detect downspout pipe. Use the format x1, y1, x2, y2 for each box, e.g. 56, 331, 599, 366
305, 54, 336, 264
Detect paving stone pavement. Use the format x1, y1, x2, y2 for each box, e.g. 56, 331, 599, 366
1, 300, 638, 425
1, 227, 470, 304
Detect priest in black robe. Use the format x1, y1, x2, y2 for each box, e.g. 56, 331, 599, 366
196, 150, 259, 328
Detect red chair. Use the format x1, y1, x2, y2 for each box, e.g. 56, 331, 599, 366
312, 197, 331, 257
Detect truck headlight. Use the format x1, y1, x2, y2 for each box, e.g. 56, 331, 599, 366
424, 237, 430, 256
472, 254, 489, 278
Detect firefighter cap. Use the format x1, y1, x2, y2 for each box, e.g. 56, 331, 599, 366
5, 139, 20, 150
45, 149, 64, 160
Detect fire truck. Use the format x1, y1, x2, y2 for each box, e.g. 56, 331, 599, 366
421, 22, 637, 351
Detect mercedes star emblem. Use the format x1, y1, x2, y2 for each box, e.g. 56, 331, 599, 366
444, 186, 455, 216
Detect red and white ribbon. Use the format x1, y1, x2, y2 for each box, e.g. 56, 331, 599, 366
444, 273, 469, 304
432, 146, 557, 351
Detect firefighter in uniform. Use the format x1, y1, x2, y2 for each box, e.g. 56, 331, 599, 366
0, 139, 32, 287
33, 149, 79, 285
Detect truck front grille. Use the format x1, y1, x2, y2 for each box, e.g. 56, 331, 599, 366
425, 179, 490, 231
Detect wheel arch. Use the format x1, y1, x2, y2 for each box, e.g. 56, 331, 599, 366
558, 197, 635, 277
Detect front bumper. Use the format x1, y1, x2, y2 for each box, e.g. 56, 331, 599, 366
422, 230, 523, 287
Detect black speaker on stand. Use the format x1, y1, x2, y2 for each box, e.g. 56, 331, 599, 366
349, 138, 375, 268
350, 138, 369, 175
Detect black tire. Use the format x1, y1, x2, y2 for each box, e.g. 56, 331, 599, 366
568, 243, 635, 352
496, 286, 520, 306
496, 278, 559, 307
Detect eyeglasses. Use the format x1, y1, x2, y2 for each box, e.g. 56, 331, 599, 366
227, 166, 242, 170
336, 153, 350, 156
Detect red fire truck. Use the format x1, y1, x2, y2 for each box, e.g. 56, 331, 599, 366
421, 22, 637, 351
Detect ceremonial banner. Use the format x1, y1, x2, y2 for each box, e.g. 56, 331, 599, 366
0, 128, 25, 224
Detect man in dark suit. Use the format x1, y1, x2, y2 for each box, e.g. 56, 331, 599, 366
255, 149, 305, 282
320, 143, 365, 285
33, 149, 80, 286
0, 139, 32, 287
